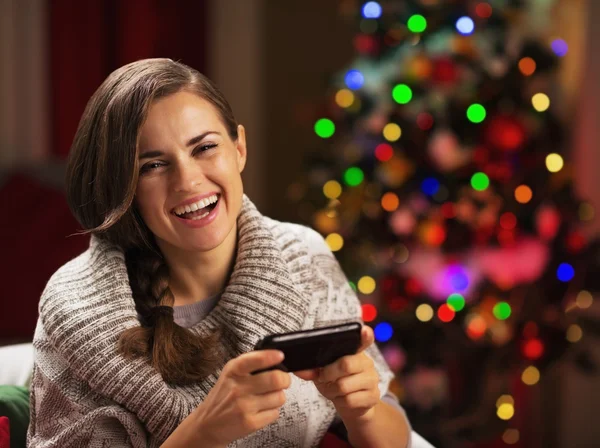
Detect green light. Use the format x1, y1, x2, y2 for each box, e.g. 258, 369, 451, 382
349, 281, 357, 292
408, 14, 427, 33
315, 118, 335, 138
467, 104, 487, 123
493, 302, 512, 320
471, 172, 490, 191
344, 167, 364, 186
447, 293, 465, 312
392, 84, 413, 104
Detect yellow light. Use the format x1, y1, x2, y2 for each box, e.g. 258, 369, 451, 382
515, 185, 532, 204
497, 403, 515, 420
381, 192, 400, 212
532, 93, 550, 112
576, 290, 593, 309
545, 153, 564, 173
335, 89, 355, 108
566, 324, 583, 343
416, 304, 434, 322
325, 233, 344, 252
522, 366, 540, 385
503, 429, 520, 445
383, 123, 402, 142
323, 180, 342, 199
496, 395, 514, 408
358, 276, 376, 294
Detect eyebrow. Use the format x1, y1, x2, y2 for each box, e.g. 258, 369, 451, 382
139, 131, 221, 159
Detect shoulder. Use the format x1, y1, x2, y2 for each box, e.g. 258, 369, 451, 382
264, 217, 332, 258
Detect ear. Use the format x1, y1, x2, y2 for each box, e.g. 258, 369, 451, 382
235, 124, 247, 173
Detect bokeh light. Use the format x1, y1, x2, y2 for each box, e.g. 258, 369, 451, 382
447, 293, 465, 311
471, 172, 490, 191
325, 233, 344, 252
503, 429, 520, 445
456, 17, 475, 35
551, 38, 568, 57
323, 180, 342, 199
361, 1, 382, 19
358, 276, 376, 294
475, 3, 493, 18
314, 118, 335, 138
421, 177, 440, 196
467, 104, 487, 123
515, 185, 533, 203
545, 153, 564, 172
374, 143, 394, 161
361, 303, 378, 322
407, 14, 427, 33
579, 202, 595, 221
496, 395, 514, 408
493, 301, 512, 320
374, 322, 394, 342
416, 112, 434, 130
392, 84, 413, 104
500, 212, 517, 230
497, 403, 514, 420
566, 324, 583, 343
576, 290, 593, 309
416, 304, 434, 322
518, 57, 536, 76
381, 192, 400, 212
522, 338, 544, 359
466, 314, 487, 339
345, 69, 365, 90
437, 304, 455, 322
522, 366, 540, 385
557, 263, 575, 282
335, 89, 355, 108
383, 123, 402, 141
344, 167, 364, 186
532, 93, 550, 112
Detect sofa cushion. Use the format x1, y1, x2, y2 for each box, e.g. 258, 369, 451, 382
0, 386, 29, 448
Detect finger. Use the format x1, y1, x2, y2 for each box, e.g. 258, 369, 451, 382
319, 354, 370, 383
357, 325, 375, 353
333, 389, 380, 412
254, 389, 287, 412
247, 370, 292, 395
293, 368, 320, 381
327, 372, 379, 399
228, 350, 284, 376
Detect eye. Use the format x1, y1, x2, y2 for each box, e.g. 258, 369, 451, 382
139, 161, 165, 174
193, 143, 218, 155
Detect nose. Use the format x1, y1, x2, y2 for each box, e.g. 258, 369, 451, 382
171, 161, 204, 192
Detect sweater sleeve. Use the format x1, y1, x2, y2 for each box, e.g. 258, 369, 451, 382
27, 319, 149, 448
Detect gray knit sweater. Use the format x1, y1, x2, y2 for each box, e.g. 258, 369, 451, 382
27, 196, 395, 447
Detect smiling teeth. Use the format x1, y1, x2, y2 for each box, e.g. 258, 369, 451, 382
174, 194, 219, 216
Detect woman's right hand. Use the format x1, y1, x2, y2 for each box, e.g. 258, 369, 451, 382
161, 350, 291, 448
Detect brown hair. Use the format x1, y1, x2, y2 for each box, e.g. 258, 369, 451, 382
65, 58, 238, 385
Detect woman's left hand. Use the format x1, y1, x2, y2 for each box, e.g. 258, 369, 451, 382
294, 325, 381, 424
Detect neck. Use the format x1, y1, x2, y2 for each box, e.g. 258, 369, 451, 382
158, 224, 238, 307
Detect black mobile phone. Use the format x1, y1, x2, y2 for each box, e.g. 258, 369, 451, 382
252, 322, 362, 374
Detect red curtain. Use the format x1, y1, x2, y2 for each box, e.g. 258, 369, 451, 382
49, 0, 208, 157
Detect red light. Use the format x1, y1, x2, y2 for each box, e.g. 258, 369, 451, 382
522, 338, 544, 360
438, 304, 455, 322
354, 34, 377, 54
405, 278, 422, 295
441, 202, 456, 219
567, 232, 586, 253
375, 143, 394, 162
416, 113, 434, 130
362, 304, 378, 322
523, 322, 538, 338
476, 3, 493, 19
387, 297, 408, 312
500, 212, 517, 230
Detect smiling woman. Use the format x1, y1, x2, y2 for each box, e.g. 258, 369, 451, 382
26, 59, 416, 448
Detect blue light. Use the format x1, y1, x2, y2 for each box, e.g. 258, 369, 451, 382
551, 39, 568, 57
446, 265, 469, 291
557, 263, 575, 282
421, 177, 440, 196
456, 17, 475, 35
362, 1, 382, 19
374, 322, 394, 342
345, 69, 365, 90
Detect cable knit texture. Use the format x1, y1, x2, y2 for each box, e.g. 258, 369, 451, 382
27, 196, 394, 448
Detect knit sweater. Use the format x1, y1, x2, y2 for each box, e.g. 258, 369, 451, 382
27, 196, 396, 448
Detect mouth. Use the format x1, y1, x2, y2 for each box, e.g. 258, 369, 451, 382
171, 193, 220, 220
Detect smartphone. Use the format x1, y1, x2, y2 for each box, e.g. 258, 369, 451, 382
252, 322, 362, 374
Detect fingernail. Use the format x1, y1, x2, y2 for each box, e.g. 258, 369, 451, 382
275, 350, 285, 361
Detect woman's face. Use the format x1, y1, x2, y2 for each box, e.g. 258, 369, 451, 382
135, 91, 246, 254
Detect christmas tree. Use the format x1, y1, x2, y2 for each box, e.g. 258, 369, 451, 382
289, 1, 599, 446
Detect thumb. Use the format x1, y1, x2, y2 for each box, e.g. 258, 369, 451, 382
294, 368, 320, 381
357, 325, 375, 353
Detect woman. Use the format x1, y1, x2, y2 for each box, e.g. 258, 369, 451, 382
27, 59, 412, 447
